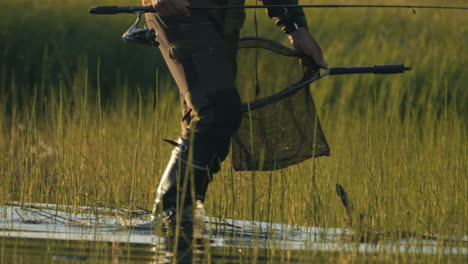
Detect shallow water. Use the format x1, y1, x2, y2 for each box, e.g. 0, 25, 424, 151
1, 203, 467, 263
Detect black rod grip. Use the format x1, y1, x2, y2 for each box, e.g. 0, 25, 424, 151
89, 6, 155, 14
329, 64, 411, 75
89, 6, 122, 14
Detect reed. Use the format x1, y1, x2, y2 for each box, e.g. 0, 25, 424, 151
0, 0, 466, 262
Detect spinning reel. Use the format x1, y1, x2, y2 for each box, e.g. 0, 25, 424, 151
121, 12, 159, 47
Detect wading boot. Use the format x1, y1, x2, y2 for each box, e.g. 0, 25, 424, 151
151, 138, 210, 230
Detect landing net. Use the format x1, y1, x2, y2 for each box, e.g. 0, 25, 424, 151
232, 37, 330, 171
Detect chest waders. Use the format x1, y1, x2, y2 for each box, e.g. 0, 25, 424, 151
145, 0, 245, 227
151, 137, 210, 226
141, 0, 318, 227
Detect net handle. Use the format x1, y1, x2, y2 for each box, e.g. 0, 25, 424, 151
241, 65, 411, 113
328, 64, 411, 75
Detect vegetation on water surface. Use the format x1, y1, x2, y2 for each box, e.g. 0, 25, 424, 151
0, 0, 467, 262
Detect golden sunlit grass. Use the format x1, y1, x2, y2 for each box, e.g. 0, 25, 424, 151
0, 0, 466, 262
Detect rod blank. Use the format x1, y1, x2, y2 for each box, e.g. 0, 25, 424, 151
89, 4, 468, 15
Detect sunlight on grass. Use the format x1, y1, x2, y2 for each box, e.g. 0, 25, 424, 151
0, 0, 466, 262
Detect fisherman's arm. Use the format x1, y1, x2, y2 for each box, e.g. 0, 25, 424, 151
149, 0, 191, 16
262, 0, 328, 68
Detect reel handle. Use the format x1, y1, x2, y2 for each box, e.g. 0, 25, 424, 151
329, 64, 411, 75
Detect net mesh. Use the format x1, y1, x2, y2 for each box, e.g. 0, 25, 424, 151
232, 37, 330, 171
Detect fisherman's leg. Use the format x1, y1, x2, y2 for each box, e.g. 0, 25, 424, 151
145, 8, 241, 221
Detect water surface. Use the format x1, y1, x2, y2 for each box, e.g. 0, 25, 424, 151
1, 203, 466, 263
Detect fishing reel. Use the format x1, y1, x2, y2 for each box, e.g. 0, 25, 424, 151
122, 12, 159, 47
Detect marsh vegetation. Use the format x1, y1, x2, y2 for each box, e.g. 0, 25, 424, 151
0, 0, 466, 262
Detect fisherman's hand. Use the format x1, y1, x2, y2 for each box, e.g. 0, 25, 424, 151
152, 0, 190, 16
288, 28, 328, 68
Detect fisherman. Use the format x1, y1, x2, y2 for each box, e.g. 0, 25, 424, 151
143, 0, 327, 226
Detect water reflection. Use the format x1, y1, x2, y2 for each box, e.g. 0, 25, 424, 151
0, 227, 307, 263
1, 228, 467, 263
153, 224, 208, 264
1, 203, 467, 263
0, 234, 206, 264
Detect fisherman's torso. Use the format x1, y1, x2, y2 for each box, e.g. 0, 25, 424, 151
142, 0, 247, 32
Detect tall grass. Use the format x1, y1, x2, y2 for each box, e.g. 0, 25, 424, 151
0, 0, 467, 262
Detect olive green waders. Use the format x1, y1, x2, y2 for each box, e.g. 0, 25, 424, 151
143, 0, 245, 222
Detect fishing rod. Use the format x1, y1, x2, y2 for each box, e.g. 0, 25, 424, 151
89, 3, 468, 46
89, 4, 468, 14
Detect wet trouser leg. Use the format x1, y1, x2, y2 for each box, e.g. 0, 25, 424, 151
145, 8, 242, 214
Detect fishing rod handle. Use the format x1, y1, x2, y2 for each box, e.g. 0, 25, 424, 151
328, 64, 411, 75
89, 6, 154, 14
